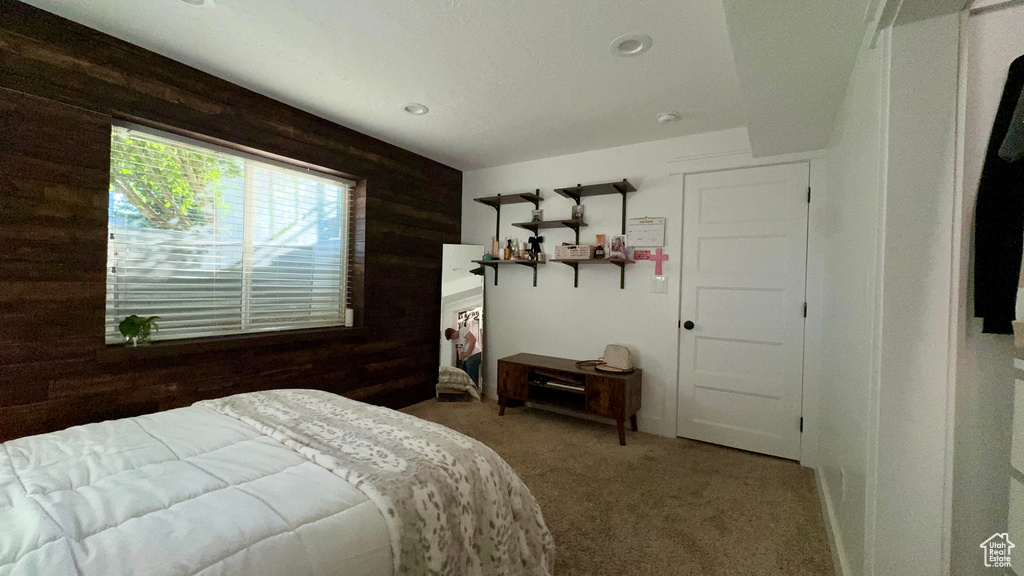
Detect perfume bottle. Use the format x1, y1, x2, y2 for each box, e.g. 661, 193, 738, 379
504, 239, 513, 260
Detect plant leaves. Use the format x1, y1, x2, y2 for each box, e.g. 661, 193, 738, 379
118, 315, 140, 338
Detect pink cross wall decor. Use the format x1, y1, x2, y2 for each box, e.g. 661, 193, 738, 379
633, 248, 669, 275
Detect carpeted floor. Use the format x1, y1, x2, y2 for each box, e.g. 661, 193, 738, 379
403, 398, 834, 576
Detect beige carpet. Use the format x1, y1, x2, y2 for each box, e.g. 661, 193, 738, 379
403, 398, 834, 576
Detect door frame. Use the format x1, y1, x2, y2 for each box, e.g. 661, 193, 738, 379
667, 154, 827, 468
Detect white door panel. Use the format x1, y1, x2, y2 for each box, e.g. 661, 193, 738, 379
677, 163, 809, 460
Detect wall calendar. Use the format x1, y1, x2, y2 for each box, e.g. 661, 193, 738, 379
626, 217, 666, 247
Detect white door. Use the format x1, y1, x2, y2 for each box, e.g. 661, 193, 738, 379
677, 163, 809, 460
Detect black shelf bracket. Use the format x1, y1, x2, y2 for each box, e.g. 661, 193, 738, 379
567, 185, 582, 205
522, 191, 542, 209
566, 262, 579, 288
614, 259, 627, 289
474, 261, 499, 286
514, 261, 539, 287
494, 195, 501, 242
551, 259, 632, 290
473, 260, 543, 287
620, 190, 627, 235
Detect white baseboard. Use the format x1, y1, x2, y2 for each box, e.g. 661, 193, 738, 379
817, 468, 850, 576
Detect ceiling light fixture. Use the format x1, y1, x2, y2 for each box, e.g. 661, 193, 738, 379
657, 112, 680, 124
403, 103, 429, 116
178, 0, 209, 5
611, 34, 652, 57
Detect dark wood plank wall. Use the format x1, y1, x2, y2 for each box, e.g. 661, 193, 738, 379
0, 1, 462, 441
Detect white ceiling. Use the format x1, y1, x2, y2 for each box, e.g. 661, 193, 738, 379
721, 0, 875, 157
24, 0, 748, 170
895, 0, 969, 24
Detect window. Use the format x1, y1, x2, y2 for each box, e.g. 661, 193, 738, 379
105, 124, 354, 344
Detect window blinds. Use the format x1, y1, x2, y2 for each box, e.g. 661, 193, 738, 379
106, 124, 353, 343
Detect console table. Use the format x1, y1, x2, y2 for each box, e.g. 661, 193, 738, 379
497, 353, 642, 445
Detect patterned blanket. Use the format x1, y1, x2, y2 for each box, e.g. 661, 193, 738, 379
197, 390, 554, 575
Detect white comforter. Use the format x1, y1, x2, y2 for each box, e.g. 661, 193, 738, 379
0, 405, 393, 576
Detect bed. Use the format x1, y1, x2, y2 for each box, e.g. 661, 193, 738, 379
0, 389, 554, 576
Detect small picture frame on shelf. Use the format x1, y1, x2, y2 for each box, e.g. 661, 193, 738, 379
571, 204, 585, 222
531, 209, 543, 223
609, 235, 629, 259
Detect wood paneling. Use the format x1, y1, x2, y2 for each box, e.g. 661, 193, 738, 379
0, 1, 461, 441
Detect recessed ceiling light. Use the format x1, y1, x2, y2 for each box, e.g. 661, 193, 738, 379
611, 34, 652, 57
403, 103, 429, 116
178, 0, 210, 5
657, 112, 680, 124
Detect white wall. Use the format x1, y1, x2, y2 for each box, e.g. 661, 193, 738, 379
817, 33, 890, 576
872, 13, 962, 576
462, 129, 824, 439
950, 5, 1023, 575
462, 13, 964, 576
815, 12, 964, 576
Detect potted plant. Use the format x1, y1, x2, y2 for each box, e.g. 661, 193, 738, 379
119, 315, 160, 347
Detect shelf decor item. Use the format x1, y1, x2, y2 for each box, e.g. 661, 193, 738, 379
554, 244, 596, 259
609, 235, 629, 259
571, 204, 585, 221
531, 209, 543, 223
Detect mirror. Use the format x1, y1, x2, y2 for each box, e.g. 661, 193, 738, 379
439, 244, 485, 399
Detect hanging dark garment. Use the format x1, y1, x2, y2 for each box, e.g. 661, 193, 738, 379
976, 54, 1024, 334
999, 73, 1024, 163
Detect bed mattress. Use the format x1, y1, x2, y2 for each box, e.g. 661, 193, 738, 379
0, 405, 393, 576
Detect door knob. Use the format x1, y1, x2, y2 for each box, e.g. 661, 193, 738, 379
683, 320, 695, 330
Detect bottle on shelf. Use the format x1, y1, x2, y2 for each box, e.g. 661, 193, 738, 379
504, 238, 513, 260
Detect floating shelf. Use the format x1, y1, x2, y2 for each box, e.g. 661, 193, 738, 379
551, 258, 634, 289
473, 192, 543, 209
472, 179, 636, 290
554, 179, 636, 203
474, 190, 545, 251
551, 258, 635, 264
553, 179, 636, 237
472, 260, 545, 264
472, 259, 545, 287
512, 219, 587, 243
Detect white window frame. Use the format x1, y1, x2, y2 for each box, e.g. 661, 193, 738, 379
105, 122, 356, 344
